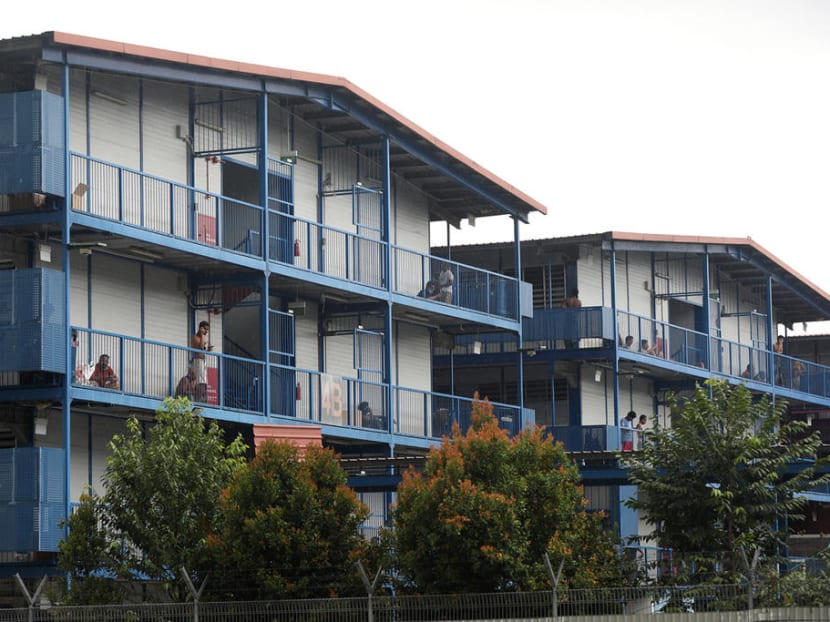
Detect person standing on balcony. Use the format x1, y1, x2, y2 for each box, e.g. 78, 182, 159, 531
562, 289, 581, 348
635, 414, 648, 449
563, 288, 582, 308
621, 411, 637, 451
438, 264, 454, 304
191, 321, 213, 402
773, 334, 785, 384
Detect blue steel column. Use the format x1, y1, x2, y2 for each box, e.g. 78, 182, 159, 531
514, 218, 524, 415
610, 244, 620, 449
259, 89, 270, 416
382, 137, 394, 436
702, 249, 711, 368
61, 61, 72, 532
766, 275, 775, 389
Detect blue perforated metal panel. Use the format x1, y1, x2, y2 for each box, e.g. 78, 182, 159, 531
0, 447, 66, 552
0, 90, 65, 196
0, 268, 66, 372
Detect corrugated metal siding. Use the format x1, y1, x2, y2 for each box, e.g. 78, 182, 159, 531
68, 69, 87, 154
294, 302, 319, 372
144, 266, 189, 395
580, 367, 611, 426
143, 80, 189, 233
70, 255, 89, 328
89, 73, 140, 168
91, 255, 141, 336
395, 322, 431, 436
292, 127, 320, 220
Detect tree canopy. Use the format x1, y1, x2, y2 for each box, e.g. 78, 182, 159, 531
391, 394, 628, 593
621, 379, 830, 580
58, 397, 247, 600
206, 440, 373, 600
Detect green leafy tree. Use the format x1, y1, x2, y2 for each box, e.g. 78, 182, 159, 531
621, 379, 830, 580
58, 397, 247, 600
207, 440, 372, 600
392, 394, 628, 593
56, 490, 124, 604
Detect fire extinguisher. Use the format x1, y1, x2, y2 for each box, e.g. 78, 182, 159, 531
295, 382, 302, 401
294, 239, 301, 257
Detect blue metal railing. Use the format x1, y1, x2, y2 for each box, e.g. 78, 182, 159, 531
393, 247, 519, 320
267, 211, 386, 288
69, 329, 522, 440
71, 327, 265, 414
69, 153, 263, 257
547, 424, 620, 452
278, 363, 521, 438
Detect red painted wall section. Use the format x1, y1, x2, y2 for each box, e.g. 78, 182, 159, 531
252, 424, 323, 455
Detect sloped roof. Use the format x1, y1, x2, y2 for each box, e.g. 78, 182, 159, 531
0, 31, 546, 226
445, 231, 830, 325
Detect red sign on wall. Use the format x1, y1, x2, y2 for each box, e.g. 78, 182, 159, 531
206, 366, 219, 405
197, 214, 217, 246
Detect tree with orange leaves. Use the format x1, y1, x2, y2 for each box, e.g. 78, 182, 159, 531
391, 392, 628, 593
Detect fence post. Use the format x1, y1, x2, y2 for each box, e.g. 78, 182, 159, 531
181, 566, 208, 622
14, 574, 47, 622
356, 560, 383, 622
739, 546, 760, 611
543, 553, 565, 621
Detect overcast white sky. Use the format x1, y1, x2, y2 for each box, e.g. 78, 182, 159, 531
5, 1, 830, 302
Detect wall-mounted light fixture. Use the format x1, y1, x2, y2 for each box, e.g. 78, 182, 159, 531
473, 340, 482, 355
594, 369, 602, 383
280, 150, 322, 166
92, 90, 128, 106
0, 259, 15, 270
34, 415, 48, 436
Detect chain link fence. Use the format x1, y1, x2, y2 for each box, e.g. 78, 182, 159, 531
0, 580, 828, 622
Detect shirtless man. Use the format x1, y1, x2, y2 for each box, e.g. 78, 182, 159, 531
191, 321, 212, 401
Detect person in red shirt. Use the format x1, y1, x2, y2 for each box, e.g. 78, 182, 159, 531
90, 354, 119, 389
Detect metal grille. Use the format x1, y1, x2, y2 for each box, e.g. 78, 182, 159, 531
193, 96, 258, 156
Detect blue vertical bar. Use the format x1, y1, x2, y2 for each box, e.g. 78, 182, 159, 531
610, 243, 620, 450
381, 137, 393, 433
62, 60, 73, 537
259, 89, 270, 418
766, 274, 775, 389
139, 79, 145, 227
514, 217, 524, 413
702, 249, 711, 369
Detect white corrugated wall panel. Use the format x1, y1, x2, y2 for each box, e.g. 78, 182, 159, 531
69, 256, 90, 327
89, 73, 141, 170
325, 333, 356, 380
577, 247, 603, 306
144, 266, 189, 395
392, 182, 430, 294
294, 302, 320, 371
624, 253, 653, 317
90, 255, 141, 335
89, 256, 141, 390
68, 69, 87, 154
392, 182, 429, 250
292, 127, 320, 221
580, 367, 612, 426
144, 267, 188, 344
89, 74, 141, 222
395, 321, 432, 435
88, 416, 125, 497
142, 80, 189, 234
68, 412, 89, 500
143, 81, 188, 182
